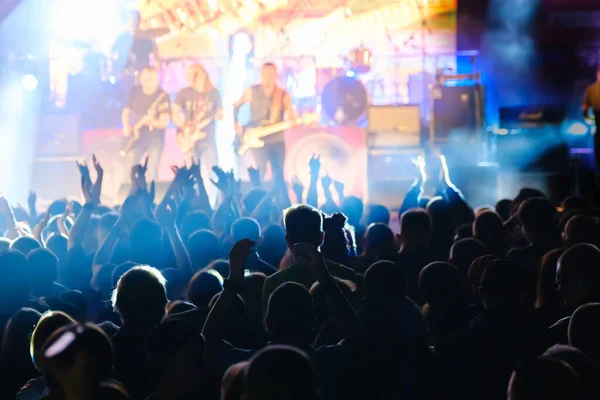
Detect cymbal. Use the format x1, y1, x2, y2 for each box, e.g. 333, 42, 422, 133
136, 28, 170, 39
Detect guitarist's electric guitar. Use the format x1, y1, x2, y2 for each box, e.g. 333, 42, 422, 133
175, 116, 214, 155
235, 112, 320, 156
120, 92, 169, 157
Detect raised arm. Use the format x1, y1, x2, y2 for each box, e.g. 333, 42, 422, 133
203, 239, 253, 353
156, 197, 193, 278
293, 243, 363, 341
0, 197, 19, 240
306, 154, 321, 208
283, 91, 297, 121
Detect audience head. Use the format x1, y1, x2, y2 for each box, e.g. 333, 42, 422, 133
398, 208, 431, 248
537, 249, 564, 309
0, 250, 30, 311
181, 210, 212, 243
45, 234, 68, 264
480, 259, 529, 310
2, 308, 41, 370
30, 311, 76, 372
544, 345, 594, 399
557, 244, 600, 308
205, 259, 230, 279
243, 345, 318, 400
419, 262, 464, 308
426, 197, 453, 231
232, 217, 262, 243
449, 238, 486, 279
473, 211, 505, 253
10, 236, 41, 256
564, 214, 599, 247
0, 238, 10, 252
283, 205, 324, 249
188, 229, 221, 271
364, 223, 396, 255
467, 255, 496, 296
561, 195, 586, 213
111, 261, 137, 288
495, 198, 512, 221
507, 357, 580, 400
27, 248, 59, 295
568, 303, 600, 361
187, 271, 223, 308
340, 195, 364, 227
454, 223, 473, 241
129, 218, 162, 264
365, 260, 405, 300
366, 204, 390, 225
321, 213, 350, 265
517, 197, 558, 243
42, 323, 115, 386
222, 362, 248, 400
111, 266, 167, 327
266, 282, 314, 340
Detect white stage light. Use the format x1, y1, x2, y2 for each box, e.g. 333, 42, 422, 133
22, 74, 38, 91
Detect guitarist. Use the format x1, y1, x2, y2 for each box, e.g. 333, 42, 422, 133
583, 65, 600, 175
122, 66, 171, 181
233, 62, 296, 178
172, 64, 223, 172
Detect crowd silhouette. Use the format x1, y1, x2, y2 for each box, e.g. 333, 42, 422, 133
0, 152, 598, 400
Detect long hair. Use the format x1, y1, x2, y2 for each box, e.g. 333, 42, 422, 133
189, 63, 214, 91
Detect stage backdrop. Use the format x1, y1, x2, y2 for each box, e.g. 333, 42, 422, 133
284, 126, 367, 204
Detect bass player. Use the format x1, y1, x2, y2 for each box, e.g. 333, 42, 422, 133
121, 66, 171, 181
172, 63, 223, 174
233, 62, 296, 178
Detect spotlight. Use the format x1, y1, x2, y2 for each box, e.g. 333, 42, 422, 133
345, 70, 355, 78
109, 76, 117, 85
566, 122, 588, 136
230, 31, 253, 58
21, 74, 38, 91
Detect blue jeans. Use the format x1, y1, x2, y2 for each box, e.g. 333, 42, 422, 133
128, 130, 164, 182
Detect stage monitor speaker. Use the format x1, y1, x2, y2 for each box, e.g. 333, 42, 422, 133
367, 105, 420, 147
36, 114, 80, 157
431, 84, 484, 142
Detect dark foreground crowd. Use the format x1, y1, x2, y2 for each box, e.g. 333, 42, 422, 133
0, 153, 599, 400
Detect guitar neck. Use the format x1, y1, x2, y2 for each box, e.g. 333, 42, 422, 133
254, 119, 299, 138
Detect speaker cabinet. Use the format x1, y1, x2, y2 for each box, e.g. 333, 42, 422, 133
367, 105, 421, 147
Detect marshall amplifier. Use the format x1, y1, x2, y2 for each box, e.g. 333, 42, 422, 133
499, 105, 566, 130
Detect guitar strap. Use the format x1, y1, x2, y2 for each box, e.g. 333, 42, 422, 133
268, 87, 285, 125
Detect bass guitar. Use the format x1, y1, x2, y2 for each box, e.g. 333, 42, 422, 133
120, 91, 169, 157
235, 112, 320, 156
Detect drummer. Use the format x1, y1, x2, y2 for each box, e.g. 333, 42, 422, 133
112, 10, 157, 74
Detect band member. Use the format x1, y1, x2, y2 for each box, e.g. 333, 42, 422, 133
233, 62, 296, 177
122, 67, 171, 181
112, 10, 156, 75
583, 65, 600, 174
172, 64, 223, 174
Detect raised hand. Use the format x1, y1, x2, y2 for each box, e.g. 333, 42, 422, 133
76, 160, 91, 186
91, 154, 103, 205
190, 157, 202, 181
333, 180, 345, 198
211, 166, 231, 194
28, 191, 37, 212
156, 197, 177, 228
292, 242, 332, 284
247, 166, 260, 187
309, 153, 321, 178
292, 177, 304, 200
228, 239, 254, 283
